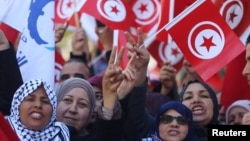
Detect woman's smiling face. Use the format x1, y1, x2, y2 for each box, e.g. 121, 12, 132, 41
19, 87, 52, 130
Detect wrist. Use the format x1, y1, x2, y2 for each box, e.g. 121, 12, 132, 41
103, 95, 117, 110
134, 69, 147, 86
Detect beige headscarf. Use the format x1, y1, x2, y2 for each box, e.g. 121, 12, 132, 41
56, 78, 96, 130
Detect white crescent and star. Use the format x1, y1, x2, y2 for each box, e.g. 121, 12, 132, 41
97, 0, 126, 22
220, 0, 243, 29
158, 41, 183, 65
57, 0, 71, 19
133, 0, 160, 25
56, 0, 85, 19
188, 21, 225, 60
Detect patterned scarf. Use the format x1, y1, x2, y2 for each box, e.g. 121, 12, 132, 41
5, 79, 70, 141
142, 131, 162, 141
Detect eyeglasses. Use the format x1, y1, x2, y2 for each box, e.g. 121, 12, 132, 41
60, 73, 85, 81
160, 115, 189, 125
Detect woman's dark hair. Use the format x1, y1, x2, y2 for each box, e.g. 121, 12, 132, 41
179, 79, 219, 125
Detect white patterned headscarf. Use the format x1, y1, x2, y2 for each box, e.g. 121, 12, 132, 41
5, 79, 70, 141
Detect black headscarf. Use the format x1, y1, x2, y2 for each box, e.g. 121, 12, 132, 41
179, 79, 219, 125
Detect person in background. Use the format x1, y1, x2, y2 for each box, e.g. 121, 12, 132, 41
146, 61, 179, 118
92, 24, 114, 75
55, 22, 68, 44
142, 101, 199, 141
70, 25, 91, 65
87, 74, 103, 125
55, 23, 93, 83
0, 30, 23, 116
158, 61, 179, 100
119, 27, 155, 141
179, 79, 220, 141
60, 58, 91, 82
240, 33, 250, 125
146, 92, 171, 118
225, 99, 250, 125
56, 78, 96, 140
55, 22, 91, 66
55, 46, 126, 140
5, 79, 70, 140
242, 33, 250, 85
216, 92, 226, 125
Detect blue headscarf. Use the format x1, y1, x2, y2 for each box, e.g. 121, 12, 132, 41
143, 101, 198, 141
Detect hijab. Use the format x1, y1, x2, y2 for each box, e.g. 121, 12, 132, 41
5, 79, 69, 141
179, 79, 219, 125
143, 101, 198, 141
56, 78, 96, 131
225, 99, 250, 124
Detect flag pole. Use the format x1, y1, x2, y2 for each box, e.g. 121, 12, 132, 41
113, 29, 118, 63
73, 0, 80, 28
142, 0, 203, 48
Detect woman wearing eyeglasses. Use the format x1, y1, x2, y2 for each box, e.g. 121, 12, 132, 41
142, 101, 199, 141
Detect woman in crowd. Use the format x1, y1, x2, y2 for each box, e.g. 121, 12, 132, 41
55, 45, 125, 141
179, 79, 220, 141
56, 77, 96, 139
5, 79, 70, 140
225, 99, 250, 125
56, 78, 95, 138
142, 101, 199, 141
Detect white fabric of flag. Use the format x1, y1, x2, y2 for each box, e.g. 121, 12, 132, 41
0, 0, 14, 20
1, 0, 55, 87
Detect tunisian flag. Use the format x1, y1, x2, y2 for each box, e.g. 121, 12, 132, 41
80, 0, 135, 30
55, 0, 86, 25
214, 0, 250, 108
212, 0, 250, 37
165, 0, 246, 81
113, 29, 128, 70
147, 39, 183, 72
0, 113, 20, 141
130, 0, 161, 34
1, 0, 55, 86
156, 0, 195, 42
221, 52, 250, 108
0, 22, 19, 46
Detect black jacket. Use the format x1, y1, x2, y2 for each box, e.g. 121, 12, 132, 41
0, 45, 23, 115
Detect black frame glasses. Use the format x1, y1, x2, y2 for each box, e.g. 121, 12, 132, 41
160, 115, 189, 125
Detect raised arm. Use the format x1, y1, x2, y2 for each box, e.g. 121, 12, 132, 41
94, 46, 125, 141
0, 30, 23, 115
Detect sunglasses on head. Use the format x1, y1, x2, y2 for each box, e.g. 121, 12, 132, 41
160, 115, 189, 125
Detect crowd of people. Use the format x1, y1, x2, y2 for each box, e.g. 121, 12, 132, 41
0, 18, 250, 141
